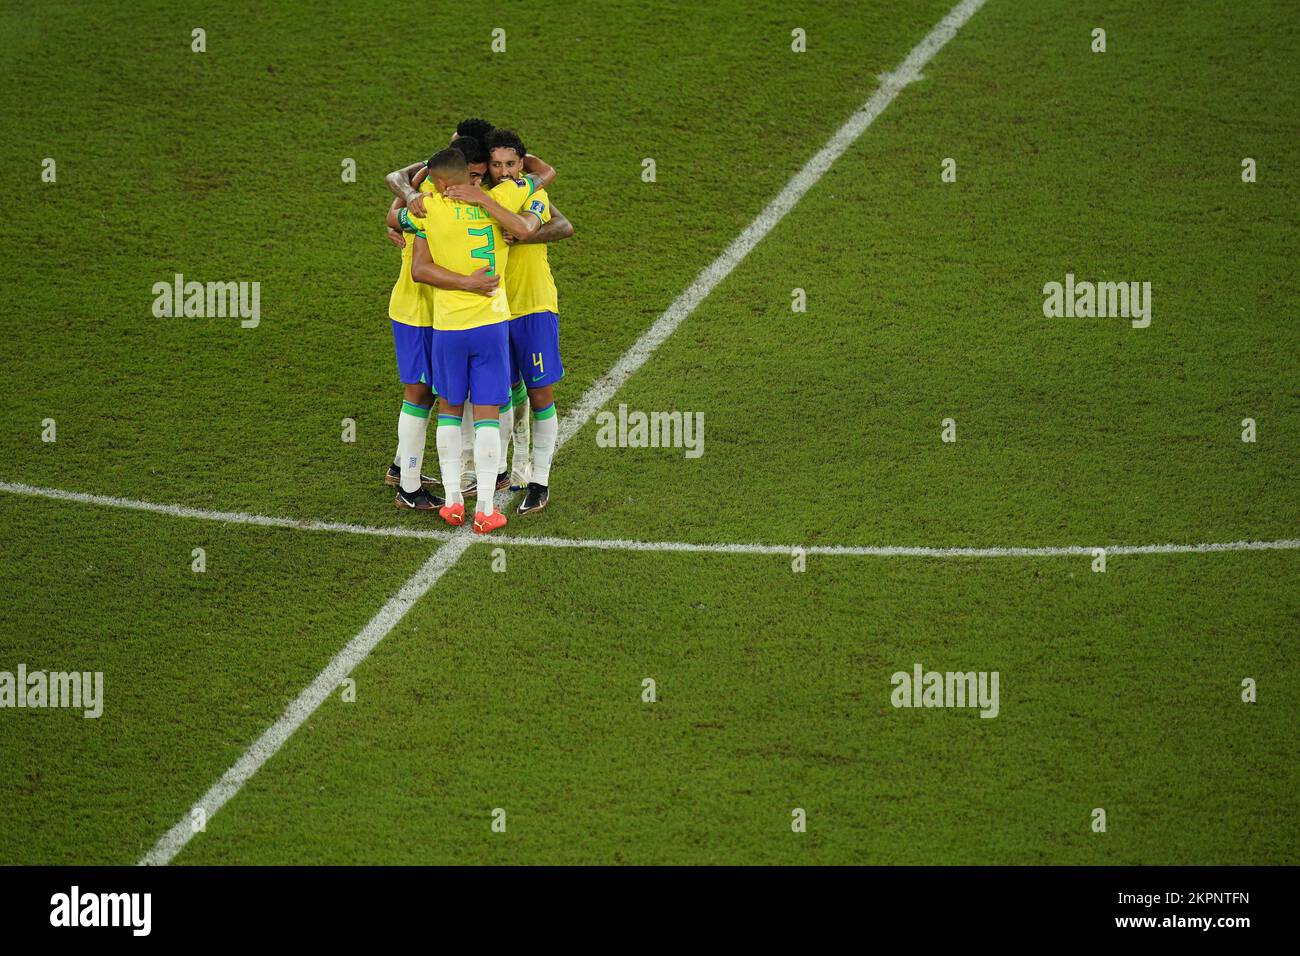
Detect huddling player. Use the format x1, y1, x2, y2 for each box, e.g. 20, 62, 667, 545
382, 120, 499, 507
482, 127, 571, 514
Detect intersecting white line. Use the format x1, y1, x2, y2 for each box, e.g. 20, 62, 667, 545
123, 0, 1002, 864
8, 0, 1281, 867
4, 480, 1296, 560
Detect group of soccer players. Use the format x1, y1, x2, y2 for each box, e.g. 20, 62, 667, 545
381, 118, 572, 533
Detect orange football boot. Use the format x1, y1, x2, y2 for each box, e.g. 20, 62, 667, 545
473, 510, 507, 534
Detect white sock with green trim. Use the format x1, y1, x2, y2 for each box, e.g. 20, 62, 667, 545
435, 413, 464, 505
460, 411, 476, 486
393, 406, 405, 467
473, 418, 501, 515
531, 402, 558, 487
498, 404, 513, 476
510, 381, 530, 482
398, 401, 431, 493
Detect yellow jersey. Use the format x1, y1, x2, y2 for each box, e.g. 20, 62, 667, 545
505, 188, 559, 318
401, 177, 539, 331
388, 176, 438, 328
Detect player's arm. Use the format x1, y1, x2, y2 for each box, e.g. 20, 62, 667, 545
443, 183, 541, 240
386, 203, 409, 233
510, 202, 574, 245
385, 195, 407, 248
410, 236, 499, 296
521, 154, 556, 189
386, 206, 497, 294
385, 161, 430, 215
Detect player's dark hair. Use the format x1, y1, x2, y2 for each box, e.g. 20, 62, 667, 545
425, 147, 469, 182
447, 134, 487, 166
487, 127, 527, 159
455, 117, 495, 147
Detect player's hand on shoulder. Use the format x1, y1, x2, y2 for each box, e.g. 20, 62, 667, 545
407, 192, 427, 217
445, 183, 488, 205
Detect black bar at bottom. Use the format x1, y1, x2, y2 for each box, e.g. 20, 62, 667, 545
0, 865, 1279, 941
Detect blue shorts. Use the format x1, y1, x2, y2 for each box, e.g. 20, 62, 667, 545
509, 310, 564, 389
391, 321, 433, 387
432, 322, 511, 407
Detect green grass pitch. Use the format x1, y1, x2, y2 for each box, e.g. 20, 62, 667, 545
1, 0, 1297, 865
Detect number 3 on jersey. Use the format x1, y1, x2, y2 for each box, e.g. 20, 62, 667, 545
468, 225, 496, 275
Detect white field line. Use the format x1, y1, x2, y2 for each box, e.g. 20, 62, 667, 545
136, 536, 473, 867
489, 534, 1300, 559
0, 480, 454, 543
128, 0, 990, 865
5, 479, 1297, 560
558, 0, 990, 447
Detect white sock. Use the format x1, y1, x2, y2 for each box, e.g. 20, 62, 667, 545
473, 419, 501, 515
460, 411, 476, 486
393, 408, 404, 467
512, 395, 531, 479
498, 404, 513, 476
530, 403, 558, 487
435, 414, 464, 505
397, 402, 430, 493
